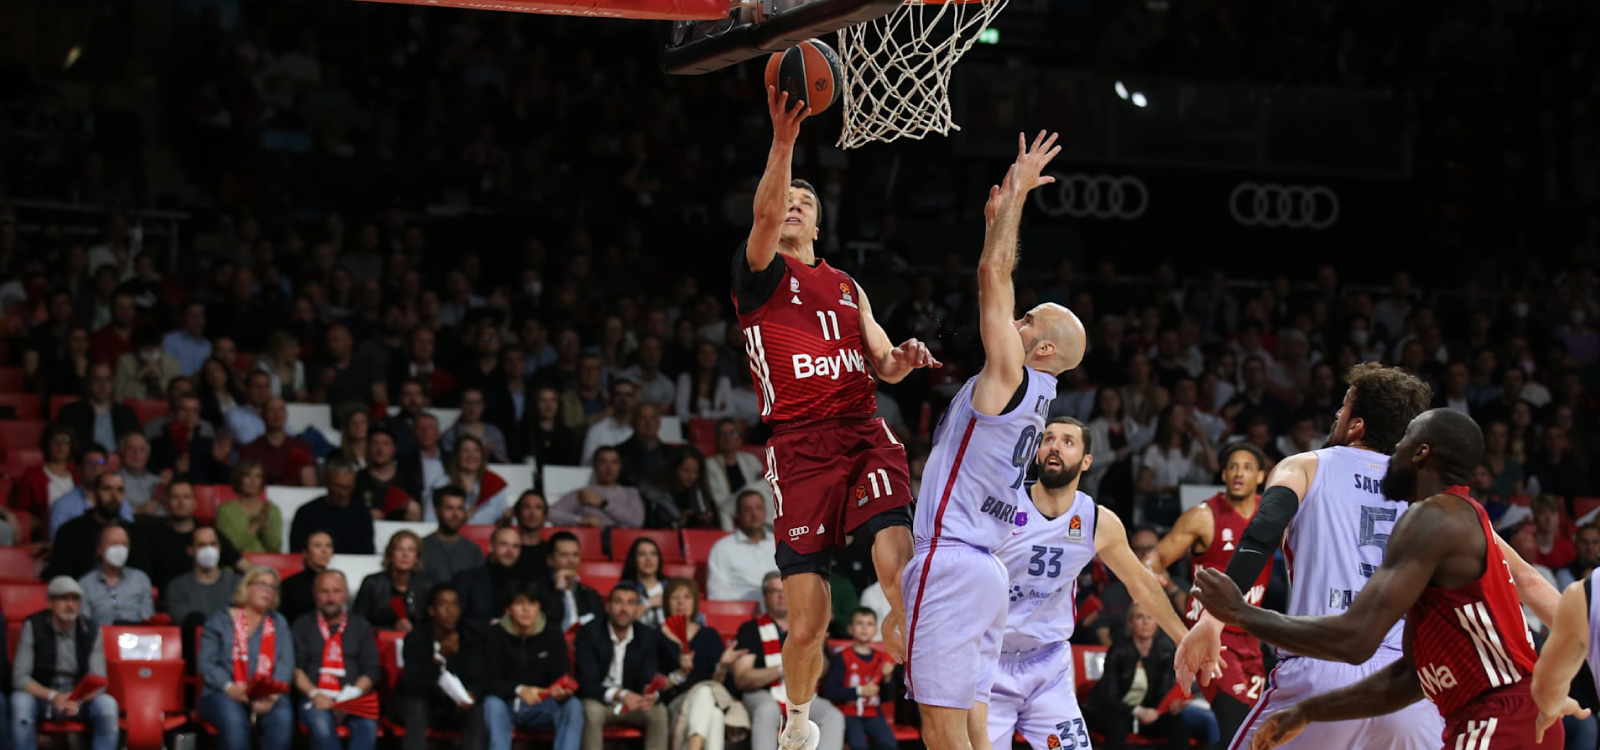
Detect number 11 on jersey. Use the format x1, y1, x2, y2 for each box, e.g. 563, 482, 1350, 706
816, 310, 841, 340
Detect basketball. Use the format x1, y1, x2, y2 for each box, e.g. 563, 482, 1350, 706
764, 39, 843, 115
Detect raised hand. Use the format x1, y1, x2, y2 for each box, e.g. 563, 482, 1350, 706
1007, 130, 1062, 196
767, 86, 809, 144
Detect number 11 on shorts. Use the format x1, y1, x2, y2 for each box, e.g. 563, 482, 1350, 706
866, 468, 892, 499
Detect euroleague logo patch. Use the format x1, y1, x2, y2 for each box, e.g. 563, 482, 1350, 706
838, 282, 857, 309
1047, 735, 1061, 749
1067, 514, 1084, 541
855, 484, 869, 507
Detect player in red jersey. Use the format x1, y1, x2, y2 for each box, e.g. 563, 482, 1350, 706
734, 87, 938, 750
1143, 442, 1270, 745
1190, 408, 1563, 750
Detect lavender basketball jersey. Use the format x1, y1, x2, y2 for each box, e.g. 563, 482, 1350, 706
1587, 568, 1600, 699
996, 490, 1099, 653
1281, 445, 1410, 657
917, 369, 1057, 551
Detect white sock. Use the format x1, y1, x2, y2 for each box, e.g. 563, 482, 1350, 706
782, 701, 812, 738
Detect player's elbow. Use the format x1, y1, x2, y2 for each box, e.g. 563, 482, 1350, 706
976, 260, 1009, 283
1332, 631, 1382, 665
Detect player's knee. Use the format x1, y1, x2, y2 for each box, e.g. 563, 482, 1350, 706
786, 615, 828, 648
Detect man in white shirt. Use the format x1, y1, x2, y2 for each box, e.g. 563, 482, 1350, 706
617, 336, 676, 410
573, 584, 680, 750
580, 380, 638, 466
707, 491, 778, 602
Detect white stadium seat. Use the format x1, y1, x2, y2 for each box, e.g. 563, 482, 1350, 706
266, 485, 329, 553
490, 463, 536, 505
373, 520, 437, 554
542, 465, 591, 502
328, 554, 385, 594
285, 403, 334, 437
657, 416, 684, 444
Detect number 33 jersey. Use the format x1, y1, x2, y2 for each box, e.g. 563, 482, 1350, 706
995, 490, 1100, 654
916, 368, 1058, 552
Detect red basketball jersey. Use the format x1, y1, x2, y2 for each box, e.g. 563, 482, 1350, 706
1186, 493, 1272, 631
733, 253, 876, 424
836, 646, 891, 718
1408, 488, 1537, 719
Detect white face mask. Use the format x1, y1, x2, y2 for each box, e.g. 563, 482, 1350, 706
104, 544, 129, 569
195, 546, 221, 570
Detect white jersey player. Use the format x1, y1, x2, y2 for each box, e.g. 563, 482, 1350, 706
902, 132, 1086, 750
1177, 363, 1556, 750
988, 417, 1193, 750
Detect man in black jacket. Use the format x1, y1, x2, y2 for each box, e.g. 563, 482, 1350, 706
56, 362, 139, 449
575, 584, 681, 750
454, 525, 527, 625
481, 582, 584, 750
291, 570, 381, 750
394, 584, 486, 750
544, 531, 604, 632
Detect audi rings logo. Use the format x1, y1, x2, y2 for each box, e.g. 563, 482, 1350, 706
1229, 183, 1340, 230
1033, 173, 1148, 220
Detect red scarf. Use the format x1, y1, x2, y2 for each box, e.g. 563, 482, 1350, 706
756, 614, 786, 710
472, 470, 508, 514
232, 608, 274, 684
316, 614, 346, 691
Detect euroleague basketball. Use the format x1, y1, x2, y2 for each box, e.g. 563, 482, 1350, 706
764, 39, 843, 114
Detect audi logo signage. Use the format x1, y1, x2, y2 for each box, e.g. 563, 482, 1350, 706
1229, 182, 1341, 230
1033, 173, 1149, 220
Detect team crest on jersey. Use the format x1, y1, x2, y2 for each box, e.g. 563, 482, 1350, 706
1014, 511, 1028, 527
1221, 527, 1236, 551
1067, 515, 1083, 541
791, 278, 801, 292
838, 282, 858, 309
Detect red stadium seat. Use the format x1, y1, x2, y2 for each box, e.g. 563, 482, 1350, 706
49, 395, 80, 419
662, 562, 698, 585
242, 553, 304, 581
192, 485, 236, 525
0, 420, 46, 451
579, 561, 624, 596
0, 547, 42, 583
234, 352, 257, 373
0, 394, 43, 421
700, 599, 757, 637
0, 368, 22, 392
542, 526, 605, 561
1072, 644, 1108, 695
610, 528, 684, 562
110, 659, 188, 750
7, 620, 21, 660
125, 399, 169, 425
688, 418, 717, 455
681, 528, 727, 566
460, 524, 496, 554
4, 448, 43, 476
0, 583, 48, 621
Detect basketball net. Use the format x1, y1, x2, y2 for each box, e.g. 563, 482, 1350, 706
835, 0, 1008, 149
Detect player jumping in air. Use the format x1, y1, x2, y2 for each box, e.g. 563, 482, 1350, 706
734, 88, 938, 750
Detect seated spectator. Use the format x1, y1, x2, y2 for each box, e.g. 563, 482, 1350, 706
44, 326, 94, 400
427, 435, 510, 526
353, 530, 439, 633
387, 326, 454, 408
149, 393, 227, 478
481, 582, 584, 750
544, 531, 604, 631
355, 424, 420, 520
79, 524, 154, 626
280, 531, 335, 624
620, 537, 669, 626
394, 584, 486, 750
1482, 421, 1525, 496
227, 370, 274, 445
57, 362, 139, 450
484, 344, 532, 460
580, 379, 639, 467
1531, 495, 1576, 570
11, 423, 80, 539
197, 567, 294, 750
1508, 522, 1560, 632
657, 577, 745, 750
576, 584, 680, 750
551, 447, 644, 529
131, 479, 243, 589
385, 378, 432, 458
11, 577, 120, 750
397, 412, 446, 499
705, 419, 770, 532
454, 525, 528, 625
1086, 387, 1149, 521
1526, 425, 1589, 498
1135, 404, 1217, 527
165, 525, 243, 628
642, 446, 716, 529
114, 327, 182, 401
422, 487, 485, 581
49, 444, 130, 540
91, 292, 138, 364
1085, 602, 1218, 750
1273, 414, 1323, 460
514, 490, 552, 553
707, 491, 776, 602
292, 571, 380, 750
561, 353, 610, 432
289, 461, 374, 556
676, 342, 733, 419
1557, 523, 1600, 590
45, 473, 131, 581
329, 409, 369, 469
822, 609, 896, 750
1221, 355, 1290, 436
164, 300, 212, 377
618, 335, 676, 410
617, 404, 669, 489
730, 574, 845, 750
116, 432, 170, 516
198, 356, 244, 430
217, 460, 284, 553
319, 322, 389, 412
444, 387, 511, 463
239, 398, 317, 487
256, 330, 308, 402
528, 385, 583, 467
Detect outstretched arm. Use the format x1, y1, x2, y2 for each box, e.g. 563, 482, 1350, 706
858, 286, 938, 385
1533, 581, 1595, 742
1499, 535, 1560, 627
1145, 503, 1211, 575
1193, 497, 1470, 664
1097, 506, 1189, 643
971, 131, 1060, 415
746, 87, 807, 274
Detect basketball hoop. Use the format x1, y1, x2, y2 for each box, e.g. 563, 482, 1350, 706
836, 0, 1007, 149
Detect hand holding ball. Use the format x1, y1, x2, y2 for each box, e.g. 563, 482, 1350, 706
764, 39, 843, 115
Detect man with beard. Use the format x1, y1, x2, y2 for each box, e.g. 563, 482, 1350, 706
355, 424, 420, 520
131, 479, 243, 590
1142, 443, 1269, 746
1177, 365, 1552, 750
1196, 408, 1563, 750
422, 488, 485, 582
454, 526, 534, 626
45, 473, 132, 581
292, 570, 381, 750
988, 418, 1197, 750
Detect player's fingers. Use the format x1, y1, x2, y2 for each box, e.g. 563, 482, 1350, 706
1038, 175, 1056, 185
1017, 131, 1027, 158
1043, 131, 1059, 151
1033, 129, 1048, 152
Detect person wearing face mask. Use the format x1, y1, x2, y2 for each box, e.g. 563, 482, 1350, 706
78, 524, 155, 626
165, 525, 244, 628
45, 473, 134, 581
132, 479, 245, 591
114, 327, 182, 401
